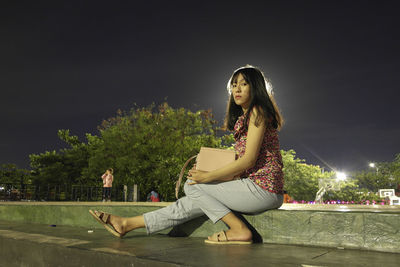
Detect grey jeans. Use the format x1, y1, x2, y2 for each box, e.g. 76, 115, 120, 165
143, 178, 283, 234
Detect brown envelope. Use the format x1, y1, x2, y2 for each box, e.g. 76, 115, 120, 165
196, 147, 236, 171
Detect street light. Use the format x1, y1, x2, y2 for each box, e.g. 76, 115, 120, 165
369, 162, 378, 174
369, 162, 375, 168
336, 172, 347, 181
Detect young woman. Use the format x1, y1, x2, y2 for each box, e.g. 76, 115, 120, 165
90, 65, 284, 244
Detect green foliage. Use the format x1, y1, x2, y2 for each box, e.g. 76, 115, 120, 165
0, 163, 31, 184
29, 130, 89, 186
29, 103, 234, 201
389, 154, 400, 180
352, 156, 400, 193
82, 103, 234, 201
328, 154, 400, 203
26, 101, 400, 203
323, 182, 360, 202
282, 150, 334, 201
325, 185, 383, 203
282, 151, 400, 202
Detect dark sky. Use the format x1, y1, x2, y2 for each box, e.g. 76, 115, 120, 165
1, 0, 399, 173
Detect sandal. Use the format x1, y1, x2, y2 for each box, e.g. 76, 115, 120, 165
89, 210, 125, 238
204, 230, 252, 245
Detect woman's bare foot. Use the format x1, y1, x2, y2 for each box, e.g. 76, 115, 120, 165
91, 210, 126, 235
208, 227, 252, 242
106, 213, 127, 235
102, 212, 145, 234
226, 228, 252, 241
90, 210, 145, 238
209, 212, 253, 242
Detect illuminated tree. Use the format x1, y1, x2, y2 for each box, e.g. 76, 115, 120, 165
282, 150, 334, 201
81, 103, 234, 200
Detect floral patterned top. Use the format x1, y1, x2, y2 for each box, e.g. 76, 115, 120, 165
234, 113, 284, 194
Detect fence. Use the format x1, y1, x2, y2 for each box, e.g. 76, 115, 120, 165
0, 183, 136, 202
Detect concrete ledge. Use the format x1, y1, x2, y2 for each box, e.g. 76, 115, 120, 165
0, 202, 399, 253
3, 221, 400, 267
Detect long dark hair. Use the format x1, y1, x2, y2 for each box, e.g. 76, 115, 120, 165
223, 65, 283, 131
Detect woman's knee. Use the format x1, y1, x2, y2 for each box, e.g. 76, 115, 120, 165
183, 180, 200, 196
183, 180, 192, 195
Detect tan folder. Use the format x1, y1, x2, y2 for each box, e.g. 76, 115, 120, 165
175, 147, 236, 199
196, 147, 236, 171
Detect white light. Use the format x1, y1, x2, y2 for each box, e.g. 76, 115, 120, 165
265, 80, 273, 95
336, 172, 347, 181
369, 163, 375, 168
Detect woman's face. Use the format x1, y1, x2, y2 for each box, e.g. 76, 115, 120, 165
231, 73, 251, 111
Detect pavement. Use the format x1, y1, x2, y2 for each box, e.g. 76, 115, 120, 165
0, 220, 399, 267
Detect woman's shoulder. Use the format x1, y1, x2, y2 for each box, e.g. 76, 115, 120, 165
249, 106, 266, 125
250, 106, 260, 116
249, 106, 266, 117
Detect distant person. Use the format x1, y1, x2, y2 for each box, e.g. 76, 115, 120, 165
102, 168, 113, 202
90, 65, 284, 244
147, 190, 160, 202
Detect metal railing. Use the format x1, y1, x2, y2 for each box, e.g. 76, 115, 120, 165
0, 183, 131, 202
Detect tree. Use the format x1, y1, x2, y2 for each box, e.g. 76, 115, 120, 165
29, 130, 89, 186
28, 103, 233, 201
81, 103, 234, 201
282, 150, 334, 201
0, 163, 31, 184
353, 154, 400, 193
30, 101, 397, 203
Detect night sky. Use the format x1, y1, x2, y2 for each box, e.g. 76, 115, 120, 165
1, 0, 399, 173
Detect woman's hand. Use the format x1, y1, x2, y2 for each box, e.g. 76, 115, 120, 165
187, 169, 210, 184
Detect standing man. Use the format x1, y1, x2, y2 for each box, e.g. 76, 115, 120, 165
102, 168, 114, 202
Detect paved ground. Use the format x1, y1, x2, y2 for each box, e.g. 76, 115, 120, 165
0, 220, 399, 267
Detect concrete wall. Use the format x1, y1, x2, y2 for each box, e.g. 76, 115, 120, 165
0, 202, 399, 253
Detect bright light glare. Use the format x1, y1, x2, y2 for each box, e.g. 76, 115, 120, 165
336, 172, 347, 181
265, 80, 273, 95
369, 163, 375, 168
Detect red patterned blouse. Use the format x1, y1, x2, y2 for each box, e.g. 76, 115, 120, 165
234, 113, 284, 194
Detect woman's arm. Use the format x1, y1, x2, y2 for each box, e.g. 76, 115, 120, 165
189, 108, 265, 183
